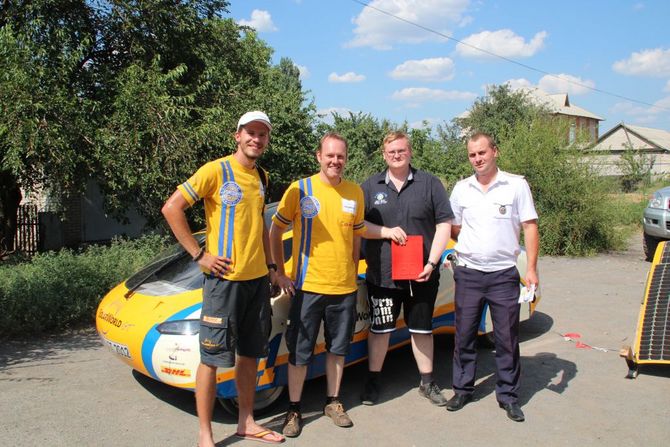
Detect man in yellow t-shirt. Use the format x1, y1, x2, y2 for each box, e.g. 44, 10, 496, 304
162, 111, 284, 447
269, 133, 365, 438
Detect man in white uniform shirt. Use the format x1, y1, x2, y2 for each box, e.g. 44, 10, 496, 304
446, 132, 539, 422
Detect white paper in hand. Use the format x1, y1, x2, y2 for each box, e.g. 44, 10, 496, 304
518, 284, 536, 304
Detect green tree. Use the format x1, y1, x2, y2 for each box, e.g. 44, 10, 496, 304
1, 2, 97, 252
316, 112, 391, 183
456, 84, 546, 143
0, 1, 317, 252
251, 57, 318, 200
452, 84, 623, 255
616, 143, 655, 192
501, 118, 621, 254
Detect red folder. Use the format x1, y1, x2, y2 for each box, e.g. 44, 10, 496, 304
391, 235, 424, 280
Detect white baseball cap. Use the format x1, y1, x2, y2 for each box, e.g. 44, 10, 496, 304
237, 111, 272, 131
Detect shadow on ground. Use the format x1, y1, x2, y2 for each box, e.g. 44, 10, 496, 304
0, 326, 100, 371
129, 309, 559, 433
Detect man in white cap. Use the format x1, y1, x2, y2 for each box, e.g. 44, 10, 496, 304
162, 111, 285, 446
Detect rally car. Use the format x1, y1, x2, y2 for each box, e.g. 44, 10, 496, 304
96, 202, 540, 413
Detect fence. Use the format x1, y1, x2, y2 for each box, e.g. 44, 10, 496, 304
15, 204, 39, 256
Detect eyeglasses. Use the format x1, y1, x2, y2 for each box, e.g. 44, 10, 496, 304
384, 149, 408, 157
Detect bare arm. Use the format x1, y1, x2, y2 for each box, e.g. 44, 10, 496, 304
161, 190, 232, 276
363, 220, 407, 244
522, 219, 539, 287
262, 217, 278, 286
269, 222, 294, 295
353, 235, 362, 268
161, 191, 200, 257
417, 221, 452, 282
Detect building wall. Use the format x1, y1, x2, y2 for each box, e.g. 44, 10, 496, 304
562, 115, 600, 144
81, 180, 146, 243
21, 180, 148, 251
586, 152, 670, 177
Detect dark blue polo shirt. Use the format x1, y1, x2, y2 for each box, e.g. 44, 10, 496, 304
361, 166, 453, 289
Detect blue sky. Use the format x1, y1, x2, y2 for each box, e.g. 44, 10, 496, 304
227, 0, 670, 133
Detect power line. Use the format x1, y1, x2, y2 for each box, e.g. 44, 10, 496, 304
351, 0, 670, 113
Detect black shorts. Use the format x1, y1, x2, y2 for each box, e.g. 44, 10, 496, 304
367, 281, 439, 334
199, 275, 271, 368
285, 290, 357, 366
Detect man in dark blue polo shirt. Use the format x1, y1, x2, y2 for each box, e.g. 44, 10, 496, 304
360, 131, 453, 406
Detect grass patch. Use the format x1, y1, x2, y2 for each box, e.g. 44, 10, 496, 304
0, 234, 168, 339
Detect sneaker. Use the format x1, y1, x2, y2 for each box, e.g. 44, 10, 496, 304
418, 382, 448, 406
323, 400, 353, 427
360, 378, 380, 405
282, 410, 303, 437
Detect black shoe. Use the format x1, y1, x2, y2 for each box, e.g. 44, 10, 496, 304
360, 378, 380, 405
445, 393, 472, 412
499, 402, 525, 422
418, 382, 448, 406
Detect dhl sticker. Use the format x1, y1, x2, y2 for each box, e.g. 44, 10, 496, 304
160, 366, 192, 377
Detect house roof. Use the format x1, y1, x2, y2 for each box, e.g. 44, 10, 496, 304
591, 123, 670, 152
457, 87, 604, 122
521, 88, 604, 120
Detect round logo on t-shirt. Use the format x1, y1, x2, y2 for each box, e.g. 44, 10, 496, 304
374, 192, 388, 205
220, 181, 243, 206
300, 196, 320, 219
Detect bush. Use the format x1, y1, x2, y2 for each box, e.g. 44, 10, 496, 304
500, 118, 626, 255
0, 234, 168, 338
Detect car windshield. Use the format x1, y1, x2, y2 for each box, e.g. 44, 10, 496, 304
125, 202, 290, 296
125, 233, 206, 296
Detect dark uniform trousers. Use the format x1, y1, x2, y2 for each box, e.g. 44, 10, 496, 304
452, 265, 521, 404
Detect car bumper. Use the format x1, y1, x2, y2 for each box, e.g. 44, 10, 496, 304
643, 208, 670, 239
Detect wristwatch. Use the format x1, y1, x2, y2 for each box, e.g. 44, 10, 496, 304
427, 260, 438, 270
192, 247, 205, 262
267, 263, 278, 272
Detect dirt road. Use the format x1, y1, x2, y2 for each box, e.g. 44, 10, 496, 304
2, 235, 669, 446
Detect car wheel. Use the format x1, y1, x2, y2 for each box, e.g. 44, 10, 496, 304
643, 232, 660, 262
218, 386, 285, 416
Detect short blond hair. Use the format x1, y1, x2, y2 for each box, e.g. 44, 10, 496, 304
382, 131, 412, 153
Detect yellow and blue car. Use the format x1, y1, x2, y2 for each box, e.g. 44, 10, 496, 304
96, 202, 540, 413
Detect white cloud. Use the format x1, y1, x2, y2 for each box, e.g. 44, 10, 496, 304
633, 2, 645, 10
296, 64, 310, 80
456, 29, 547, 59
538, 73, 595, 95
613, 48, 670, 77
347, 0, 470, 50
655, 96, 670, 110
664, 80, 670, 93
392, 87, 477, 103
458, 16, 473, 27
610, 96, 670, 125
389, 57, 455, 82
237, 10, 278, 32
328, 72, 366, 83
503, 78, 534, 90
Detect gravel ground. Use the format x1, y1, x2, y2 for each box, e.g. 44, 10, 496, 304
1, 233, 669, 447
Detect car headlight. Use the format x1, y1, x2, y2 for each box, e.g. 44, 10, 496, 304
156, 319, 200, 335
648, 195, 665, 209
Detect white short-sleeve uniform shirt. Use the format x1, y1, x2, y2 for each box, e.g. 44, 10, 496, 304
450, 170, 538, 272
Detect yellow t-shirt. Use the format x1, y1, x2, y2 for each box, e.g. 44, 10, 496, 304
177, 155, 267, 281
273, 174, 365, 294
